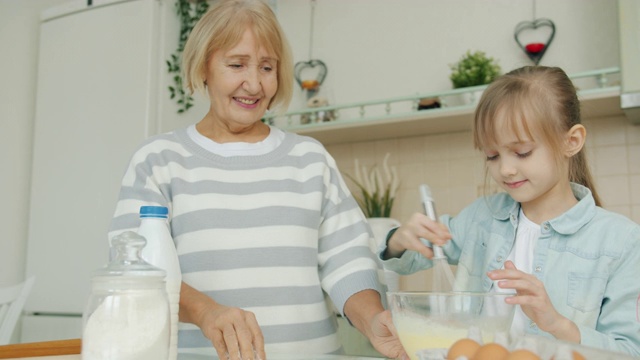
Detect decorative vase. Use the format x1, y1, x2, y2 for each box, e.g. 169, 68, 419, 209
367, 217, 402, 292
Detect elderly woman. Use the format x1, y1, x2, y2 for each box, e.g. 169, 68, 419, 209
108, 1, 407, 359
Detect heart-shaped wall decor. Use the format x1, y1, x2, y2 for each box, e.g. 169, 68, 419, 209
294, 59, 327, 91
514, 18, 556, 65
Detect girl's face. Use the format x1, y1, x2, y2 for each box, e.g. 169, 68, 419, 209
482, 119, 569, 214
204, 28, 278, 131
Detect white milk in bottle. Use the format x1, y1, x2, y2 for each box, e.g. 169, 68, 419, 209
138, 206, 181, 360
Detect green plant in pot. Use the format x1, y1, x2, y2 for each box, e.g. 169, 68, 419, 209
449, 50, 501, 89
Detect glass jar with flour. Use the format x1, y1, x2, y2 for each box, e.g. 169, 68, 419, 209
82, 231, 170, 360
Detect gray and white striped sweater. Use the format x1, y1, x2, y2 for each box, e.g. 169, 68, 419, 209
108, 127, 383, 355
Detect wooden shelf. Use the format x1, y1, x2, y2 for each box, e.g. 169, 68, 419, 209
283, 87, 622, 145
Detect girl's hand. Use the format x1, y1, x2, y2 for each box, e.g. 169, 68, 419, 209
384, 212, 452, 259
487, 261, 580, 343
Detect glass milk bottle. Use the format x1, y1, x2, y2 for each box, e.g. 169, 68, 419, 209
82, 231, 169, 360
138, 206, 181, 360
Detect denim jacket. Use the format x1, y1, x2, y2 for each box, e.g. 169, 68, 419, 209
381, 184, 640, 356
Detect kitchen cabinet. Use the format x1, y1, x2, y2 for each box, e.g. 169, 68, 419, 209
619, 0, 640, 123
268, 68, 623, 145
23, 0, 165, 342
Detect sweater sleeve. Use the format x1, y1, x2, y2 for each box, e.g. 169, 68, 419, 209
316, 151, 383, 315
108, 136, 175, 241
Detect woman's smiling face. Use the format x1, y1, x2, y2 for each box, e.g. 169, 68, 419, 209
204, 28, 278, 130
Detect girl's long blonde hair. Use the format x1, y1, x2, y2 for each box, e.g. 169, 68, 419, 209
473, 66, 602, 206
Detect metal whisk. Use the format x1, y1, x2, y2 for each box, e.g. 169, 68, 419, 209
420, 184, 455, 292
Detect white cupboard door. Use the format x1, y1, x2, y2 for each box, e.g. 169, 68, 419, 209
25, 0, 161, 315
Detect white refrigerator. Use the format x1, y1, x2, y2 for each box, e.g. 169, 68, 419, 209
23, 0, 163, 342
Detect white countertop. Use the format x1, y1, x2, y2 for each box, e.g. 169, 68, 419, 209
4, 354, 385, 360
179, 355, 384, 360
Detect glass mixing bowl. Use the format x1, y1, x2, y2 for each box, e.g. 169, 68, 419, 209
387, 291, 516, 360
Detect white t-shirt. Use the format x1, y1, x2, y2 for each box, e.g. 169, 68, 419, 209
187, 124, 285, 157
493, 208, 540, 337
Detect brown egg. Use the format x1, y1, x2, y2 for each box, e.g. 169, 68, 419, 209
571, 350, 586, 360
473, 342, 510, 360
505, 349, 541, 360
447, 338, 481, 360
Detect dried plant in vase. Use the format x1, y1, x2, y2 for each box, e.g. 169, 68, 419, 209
346, 153, 400, 218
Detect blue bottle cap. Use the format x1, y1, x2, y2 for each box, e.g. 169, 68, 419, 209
140, 206, 169, 218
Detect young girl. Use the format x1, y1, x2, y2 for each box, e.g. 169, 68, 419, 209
381, 66, 640, 356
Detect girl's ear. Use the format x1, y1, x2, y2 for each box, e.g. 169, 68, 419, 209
565, 124, 586, 157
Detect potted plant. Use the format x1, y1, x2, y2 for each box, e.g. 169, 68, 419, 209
346, 153, 401, 291
449, 50, 501, 104
449, 50, 501, 88
347, 153, 399, 218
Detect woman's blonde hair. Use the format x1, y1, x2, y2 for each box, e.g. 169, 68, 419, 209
182, 0, 293, 113
473, 66, 602, 206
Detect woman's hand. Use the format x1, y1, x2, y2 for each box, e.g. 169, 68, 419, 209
487, 261, 580, 343
368, 310, 409, 360
198, 304, 264, 360
179, 282, 265, 360
344, 290, 408, 360
384, 212, 451, 260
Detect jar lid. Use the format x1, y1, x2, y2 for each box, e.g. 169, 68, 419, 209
94, 231, 166, 279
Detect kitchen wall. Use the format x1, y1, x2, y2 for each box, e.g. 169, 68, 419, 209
0, 0, 633, 293
327, 113, 640, 290
328, 115, 640, 225
277, 0, 620, 114
275, 0, 637, 290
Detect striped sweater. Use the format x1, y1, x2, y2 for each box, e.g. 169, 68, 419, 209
108, 126, 383, 355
